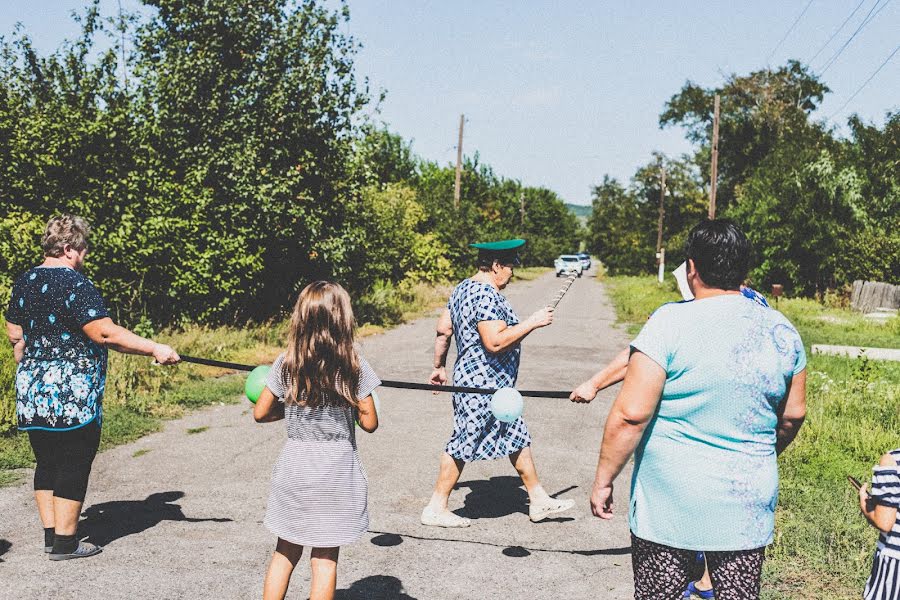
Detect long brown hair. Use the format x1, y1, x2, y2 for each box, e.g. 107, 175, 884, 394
282, 281, 360, 408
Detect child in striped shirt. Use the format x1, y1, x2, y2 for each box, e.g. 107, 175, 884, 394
860, 448, 900, 600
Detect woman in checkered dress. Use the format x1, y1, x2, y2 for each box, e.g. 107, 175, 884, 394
420, 240, 575, 528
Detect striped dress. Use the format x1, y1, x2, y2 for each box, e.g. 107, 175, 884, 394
865, 449, 900, 600
263, 353, 380, 548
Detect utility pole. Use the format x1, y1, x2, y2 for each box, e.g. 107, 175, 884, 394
454, 114, 464, 210
709, 94, 720, 219
656, 165, 666, 283
519, 191, 526, 230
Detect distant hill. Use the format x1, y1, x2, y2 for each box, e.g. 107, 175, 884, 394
565, 203, 591, 219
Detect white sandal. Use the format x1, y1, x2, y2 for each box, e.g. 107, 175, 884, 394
420, 506, 471, 528
529, 497, 575, 522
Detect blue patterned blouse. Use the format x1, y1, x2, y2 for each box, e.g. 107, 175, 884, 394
5, 267, 109, 431
628, 294, 806, 551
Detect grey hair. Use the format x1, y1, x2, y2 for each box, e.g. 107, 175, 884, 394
41, 214, 91, 257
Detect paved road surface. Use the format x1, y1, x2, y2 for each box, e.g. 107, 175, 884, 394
0, 269, 634, 599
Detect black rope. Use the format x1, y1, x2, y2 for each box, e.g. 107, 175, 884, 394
178, 355, 572, 399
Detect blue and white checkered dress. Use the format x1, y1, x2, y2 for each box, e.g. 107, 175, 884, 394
445, 279, 531, 461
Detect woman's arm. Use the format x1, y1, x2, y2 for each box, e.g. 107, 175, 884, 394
775, 369, 806, 455
590, 352, 665, 519
477, 307, 553, 354
859, 453, 900, 533
253, 387, 285, 422
429, 309, 453, 389
82, 317, 179, 364
5, 321, 25, 364
570, 348, 630, 403
357, 394, 378, 433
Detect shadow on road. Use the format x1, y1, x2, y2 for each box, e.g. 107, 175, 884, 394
334, 575, 418, 599
367, 530, 630, 559
0, 539, 11, 562
454, 475, 528, 519
78, 491, 232, 546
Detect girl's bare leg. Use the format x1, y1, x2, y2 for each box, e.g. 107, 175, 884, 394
263, 538, 304, 600
309, 547, 340, 600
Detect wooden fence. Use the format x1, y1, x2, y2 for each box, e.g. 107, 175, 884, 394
850, 280, 900, 313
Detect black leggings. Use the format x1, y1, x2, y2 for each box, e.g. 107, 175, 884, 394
631, 534, 766, 600
28, 422, 101, 502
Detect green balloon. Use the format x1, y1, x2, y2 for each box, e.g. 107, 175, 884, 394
245, 365, 271, 404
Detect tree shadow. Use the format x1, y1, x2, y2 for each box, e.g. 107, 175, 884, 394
334, 575, 418, 599
78, 491, 232, 546
0, 539, 11, 562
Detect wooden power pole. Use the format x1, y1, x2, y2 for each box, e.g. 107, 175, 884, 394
709, 94, 720, 219
454, 114, 464, 210
656, 165, 666, 283
520, 191, 526, 230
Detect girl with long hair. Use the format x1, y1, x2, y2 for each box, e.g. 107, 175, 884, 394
253, 281, 381, 600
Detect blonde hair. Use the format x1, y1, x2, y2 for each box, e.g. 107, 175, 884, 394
282, 281, 360, 408
41, 214, 91, 257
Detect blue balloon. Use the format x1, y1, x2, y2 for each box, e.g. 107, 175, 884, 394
490, 387, 523, 423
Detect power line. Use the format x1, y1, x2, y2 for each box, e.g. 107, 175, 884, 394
828, 43, 900, 120
807, 0, 866, 65
819, 0, 893, 74
767, 0, 816, 63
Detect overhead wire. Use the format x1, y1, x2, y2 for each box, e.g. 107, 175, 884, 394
766, 0, 816, 64
807, 0, 867, 65
819, 0, 894, 75
827, 43, 900, 120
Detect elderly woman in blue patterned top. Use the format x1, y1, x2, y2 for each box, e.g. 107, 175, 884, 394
421, 239, 575, 528
4, 215, 179, 560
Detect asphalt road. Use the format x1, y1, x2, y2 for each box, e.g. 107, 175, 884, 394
0, 268, 634, 599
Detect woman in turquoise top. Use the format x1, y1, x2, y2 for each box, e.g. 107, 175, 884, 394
589, 220, 807, 600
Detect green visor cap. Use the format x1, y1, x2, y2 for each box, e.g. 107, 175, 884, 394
469, 239, 526, 251
471, 239, 525, 266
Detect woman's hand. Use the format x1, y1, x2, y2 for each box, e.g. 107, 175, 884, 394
429, 366, 448, 395
590, 480, 614, 519
859, 483, 872, 515
570, 379, 599, 403
527, 307, 554, 330
152, 343, 180, 365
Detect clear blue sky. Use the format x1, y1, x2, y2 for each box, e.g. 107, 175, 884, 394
3, 0, 898, 205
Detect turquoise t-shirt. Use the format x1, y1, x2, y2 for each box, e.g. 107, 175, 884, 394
629, 294, 806, 551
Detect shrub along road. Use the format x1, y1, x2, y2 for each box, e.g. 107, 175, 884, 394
0, 269, 634, 599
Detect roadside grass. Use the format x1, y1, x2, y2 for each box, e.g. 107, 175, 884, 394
513, 266, 553, 281
603, 275, 900, 600
0, 278, 464, 483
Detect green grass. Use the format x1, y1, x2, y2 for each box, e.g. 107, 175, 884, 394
186, 426, 209, 435
132, 448, 151, 458
604, 275, 900, 600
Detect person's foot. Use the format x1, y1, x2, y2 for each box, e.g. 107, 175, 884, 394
49, 541, 103, 561
528, 497, 575, 522
683, 581, 715, 599
420, 506, 471, 528
44, 545, 52, 553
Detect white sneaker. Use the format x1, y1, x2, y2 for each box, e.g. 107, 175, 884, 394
529, 497, 575, 522
420, 506, 471, 528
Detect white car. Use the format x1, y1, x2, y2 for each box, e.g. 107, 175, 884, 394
554, 255, 583, 277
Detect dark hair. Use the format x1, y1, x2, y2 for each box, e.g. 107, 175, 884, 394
684, 219, 750, 290
476, 249, 519, 270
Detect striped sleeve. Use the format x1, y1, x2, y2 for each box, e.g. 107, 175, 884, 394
871, 464, 900, 508
266, 353, 288, 401
356, 356, 381, 400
